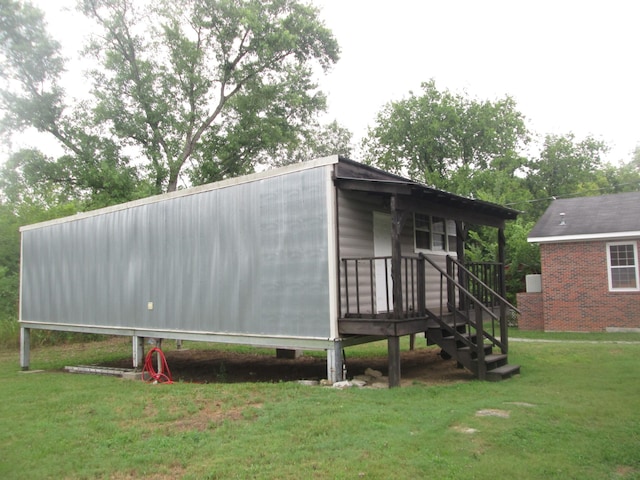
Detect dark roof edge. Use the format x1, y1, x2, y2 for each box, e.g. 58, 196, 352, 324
336, 157, 521, 219
337, 156, 416, 184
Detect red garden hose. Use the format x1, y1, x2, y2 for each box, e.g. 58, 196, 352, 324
142, 347, 173, 384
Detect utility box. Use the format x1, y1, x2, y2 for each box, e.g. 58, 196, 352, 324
525, 274, 542, 293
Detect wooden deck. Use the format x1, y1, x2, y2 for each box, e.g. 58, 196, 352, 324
339, 254, 520, 386
339, 316, 430, 337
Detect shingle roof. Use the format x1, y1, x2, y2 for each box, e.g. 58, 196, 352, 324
528, 191, 640, 242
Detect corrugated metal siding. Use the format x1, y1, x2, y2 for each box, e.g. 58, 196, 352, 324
21, 167, 332, 338
336, 190, 455, 315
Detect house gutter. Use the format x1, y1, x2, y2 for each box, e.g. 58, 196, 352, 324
529, 231, 640, 243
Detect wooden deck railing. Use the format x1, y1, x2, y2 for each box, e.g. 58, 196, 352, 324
465, 261, 504, 307
341, 256, 425, 319
341, 254, 519, 378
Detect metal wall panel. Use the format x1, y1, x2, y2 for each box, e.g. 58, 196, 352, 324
21, 167, 332, 338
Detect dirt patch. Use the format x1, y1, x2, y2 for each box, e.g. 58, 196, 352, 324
104, 345, 474, 386
170, 403, 263, 431
108, 465, 186, 480
615, 465, 637, 477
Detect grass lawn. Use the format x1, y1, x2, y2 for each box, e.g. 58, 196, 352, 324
0, 332, 638, 479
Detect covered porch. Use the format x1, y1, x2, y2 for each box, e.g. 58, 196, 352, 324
333, 161, 520, 386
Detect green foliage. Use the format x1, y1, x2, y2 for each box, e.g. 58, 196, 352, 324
0, 0, 66, 133
80, 0, 340, 191
363, 82, 640, 300
0, 148, 142, 209
269, 119, 354, 167
362, 79, 529, 189
504, 219, 540, 297
524, 133, 612, 217
0, 201, 20, 323
0, 266, 18, 320
1, 0, 341, 199
0, 0, 145, 205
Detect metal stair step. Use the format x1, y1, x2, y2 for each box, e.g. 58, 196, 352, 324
484, 353, 507, 364
486, 364, 521, 382
441, 333, 477, 345
458, 344, 493, 355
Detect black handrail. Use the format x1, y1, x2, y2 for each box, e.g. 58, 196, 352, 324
451, 257, 520, 314
446, 255, 520, 354
341, 254, 517, 357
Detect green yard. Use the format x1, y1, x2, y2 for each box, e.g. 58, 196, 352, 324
0, 332, 638, 479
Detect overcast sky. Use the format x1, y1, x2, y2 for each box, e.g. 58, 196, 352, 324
313, 0, 640, 163
21, 0, 640, 164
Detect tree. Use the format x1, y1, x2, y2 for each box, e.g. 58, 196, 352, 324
0, 0, 64, 134
604, 145, 640, 193
362, 79, 529, 191
0, 0, 142, 205
362, 81, 540, 300
268, 119, 353, 167
524, 133, 611, 218
632, 145, 640, 172
0, 0, 340, 198
81, 0, 339, 192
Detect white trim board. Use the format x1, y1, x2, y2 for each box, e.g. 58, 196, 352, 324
529, 231, 640, 244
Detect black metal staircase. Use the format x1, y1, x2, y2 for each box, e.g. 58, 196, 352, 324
339, 254, 521, 384
422, 255, 521, 381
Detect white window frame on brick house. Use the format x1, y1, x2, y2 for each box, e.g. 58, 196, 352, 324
414, 213, 456, 254
606, 241, 640, 292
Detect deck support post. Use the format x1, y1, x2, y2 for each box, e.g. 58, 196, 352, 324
156, 338, 163, 374
389, 195, 407, 388
388, 336, 401, 387
132, 335, 144, 369
497, 225, 506, 298
327, 341, 345, 383
20, 326, 30, 371
390, 196, 405, 318
498, 225, 508, 353
455, 221, 469, 310
475, 302, 487, 380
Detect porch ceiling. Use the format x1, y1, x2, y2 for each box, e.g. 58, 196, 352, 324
334, 173, 519, 228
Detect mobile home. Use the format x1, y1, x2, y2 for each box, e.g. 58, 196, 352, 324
19, 156, 520, 386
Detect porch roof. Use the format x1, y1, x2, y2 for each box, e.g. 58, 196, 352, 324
334, 158, 520, 226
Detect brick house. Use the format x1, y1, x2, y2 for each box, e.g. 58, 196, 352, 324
518, 192, 640, 332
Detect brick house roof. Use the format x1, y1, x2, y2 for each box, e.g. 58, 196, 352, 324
528, 191, 640, 243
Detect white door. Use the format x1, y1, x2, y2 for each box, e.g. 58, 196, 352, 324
373, 212, 393, 313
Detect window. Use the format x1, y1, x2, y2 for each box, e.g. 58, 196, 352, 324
414, 214, 431, 250
607, 242, 639, 291
414, 214, 456, 252
447, 220, 457, 252
432, 217, 446, 251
